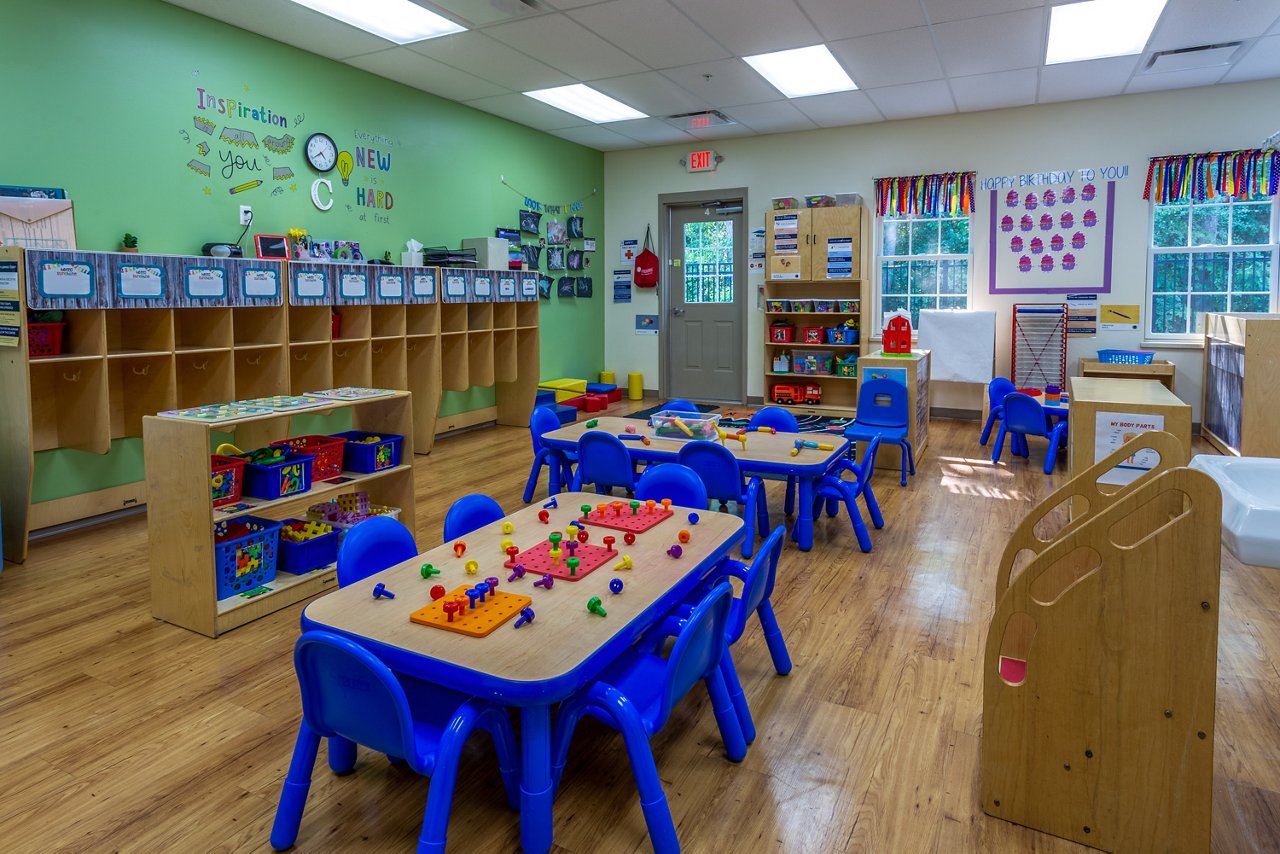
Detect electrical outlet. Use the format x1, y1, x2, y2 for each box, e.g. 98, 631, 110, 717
239, 205, 253, 226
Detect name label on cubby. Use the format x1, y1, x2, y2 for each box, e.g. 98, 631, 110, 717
473, 274, 493, 299
377, 272, 404, 299
242, 267, 280, 299
497, 274, 516, 298
293, 269, 327, 299
185, 266, 227, 299
38, 260, 94, 298
445, 273, 466, 299
339, 270, 368, 299
411, 270, 436, 300
116, 262, 166, 300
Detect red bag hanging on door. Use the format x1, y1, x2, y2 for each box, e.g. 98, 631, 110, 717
634, 225, 658, 287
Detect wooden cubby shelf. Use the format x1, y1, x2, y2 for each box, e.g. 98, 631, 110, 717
212, 463, 413, 525
288, 343, 333, 395
371, 304, 406, 339
288, 304, 331, 344
175, 307, 233, 351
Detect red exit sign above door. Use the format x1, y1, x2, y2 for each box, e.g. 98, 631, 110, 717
687, 149, 717, 173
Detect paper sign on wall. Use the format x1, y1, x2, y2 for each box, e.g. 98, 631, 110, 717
772, 214, 799, 254
0, 260, 19, 348
1066, 293, 1098, 336
826, 237, 853, 279
1094, 411, 1163, 486
1100, 304, 1139, 331
620, 239, 638, 263
613, 269, 631, 303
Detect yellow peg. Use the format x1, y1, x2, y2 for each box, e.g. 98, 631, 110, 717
613, 554, 633, 571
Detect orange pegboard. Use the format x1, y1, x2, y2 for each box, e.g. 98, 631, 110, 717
409, 585, 533, 637
578, 500, 674, 534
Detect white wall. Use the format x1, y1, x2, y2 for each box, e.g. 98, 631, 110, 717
603, 79, 1280, 420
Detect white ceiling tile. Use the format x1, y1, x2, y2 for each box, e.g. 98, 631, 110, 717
549, 125, 640, 150
163, 0, 391, 59
677, 0, 822, 55
407, 32, 573, 91
791, 90, 885, 127
829, 27, 945, 88
922, 0, 1045, 25
865, 80, 957, 120
932, 8, 1047, 76
795, 0, 928, 39
568, 0, 731, 69
462, 92, 592, 130
1222, 35, 1280, 82
1124, 65, 1230, 94
721, 100, 819, 134
1037, 55, 1139, 102
686, 122, 759, 141
540, 0, 602, 8
950, 68, 1039, 112
1148, 0, 1280, 52
601, 118, 700, 144
591, 72, 711, 116
484, 14, 649, 80
426, 0, 546, 27
662, 58, 790, 106
344, 48, 507, 101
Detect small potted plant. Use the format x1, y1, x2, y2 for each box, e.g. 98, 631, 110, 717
120, 232, 139, 253
369, 250, 392, 266
287, 228, 309, 259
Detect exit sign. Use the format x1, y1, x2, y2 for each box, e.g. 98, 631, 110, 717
687, 149, 717, 173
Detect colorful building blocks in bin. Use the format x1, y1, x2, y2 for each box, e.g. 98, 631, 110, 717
766, 299, 789, 313
587, 596, 607, 617
213, 516, 282, 600
813, 299, 835, 313
649, 411, 721, 440
372, 583, 395, 599
239, 450, 315, 500
409, 584, 533, 636
835, 354, 859, 378
610, 578, 624, 594
792, 350, 834, 376
330, 430, 403, 473
210, 455, 247, 508
789, 298, 813, 313
826, 324, 858, 345
836, 299, 859, 312
514, 606, 535, 628
802, 326, 825, 345
271, 435, 347, 480
277, 518, 339, 575
306, 492, 402, 531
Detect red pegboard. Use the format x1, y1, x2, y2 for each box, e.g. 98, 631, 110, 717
409, 585, 532, 637
504, 539, 618, 581
578, 501, 674, 534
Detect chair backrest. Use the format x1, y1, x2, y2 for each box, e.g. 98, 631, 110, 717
577, 431, 636, 491
1002, 392, 1049, 438
854, 378, 909, 429
635, 463, 709, 509
443, 493, 505, 541
336, 516, 418, 587
748, 406, 799, 433
856, 434, 882, 493
658, 581, 733, 729
293, 630, 420, 771
726, 526, 786, 644
676, 441, 743, 503
662, 399, 700, 414
529, 405, 561, 454
988, 377, 1016, 409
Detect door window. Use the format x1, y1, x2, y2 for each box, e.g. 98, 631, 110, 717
683, 221, 734, 304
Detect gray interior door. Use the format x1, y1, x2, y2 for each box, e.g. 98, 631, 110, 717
666, 202, 745, 403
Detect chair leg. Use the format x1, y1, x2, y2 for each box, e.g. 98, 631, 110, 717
480, 707, 522, 811
741, 490, 757, 561
838, 482, 873, 553
825, 496, 840, 517
271, 724, 322, 851
719, 648, 756, 745
784, 476, 796, 516
979, 411, 998, 446
705, 662, 748, 763
991, 424, 1008, 464
417, 703, 484, 854
756, 601, 793, 675
595, 684, 682, 854
862, 484, 885, 530
523, 455, 545, 504
328, 736, 356, 775
904, 439, 915, 476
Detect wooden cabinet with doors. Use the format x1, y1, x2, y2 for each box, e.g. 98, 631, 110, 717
764, 206, 862, 283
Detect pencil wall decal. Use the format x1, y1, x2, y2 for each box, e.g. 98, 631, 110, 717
229, 180, 262, 194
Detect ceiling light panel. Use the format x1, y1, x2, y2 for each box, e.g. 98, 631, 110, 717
744, 44, 858, 98
286, 0, 465, 44
524, 84, 648, 123
1046, 0, 1168, 65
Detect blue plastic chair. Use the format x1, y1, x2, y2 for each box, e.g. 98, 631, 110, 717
979, 377, 1016, 446
844, 378, 915, 487
549, 582, 745, 854
571, 431, 637, 495
524, 406, 576, 503
336, 516, 418, 588
748, 407, 800, 515
270, 631, 519, 853
443, 493, 504, 541
634, 462, 709, 509
662, 398, 700, 414
812, 434, 885, 553
677, 440, 767, 559
992, 392, 1068, 474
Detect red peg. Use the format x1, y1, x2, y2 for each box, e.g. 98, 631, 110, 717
453, 541, 466, 558
577, 528, 589, 544
506, 545, 520, 562
430, 584, 446, 600
538, 509, 550, 524
602, 535, 616, 553
624, 532, 636, 546
443, 600, 462, 622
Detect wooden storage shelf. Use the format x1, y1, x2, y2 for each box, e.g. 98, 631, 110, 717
174, 307, 232, 351
857, 349, 932, 471
406, 303, 438, 336
41, 308, 106, 358
233, 345, 287, 400
29, 353, 106, 364
764, 370, 854, 380
495, 327, 539, 429
109, 355, 175, 440
29, 359, 110, 453
467, 303, 493, 331
405, 335, 441, 451
144, 391, 416, 637
766, 341, 861, 350
493, 329, 518, 383
1079, 357, 1175, 390
332, 339, 372, 388
371, 339, 407, 389
765, 310, 859, 317
371, 304, 406, 339
441, 303, 467, 334
175, 349, 233, 408
493, 302, 517, 330
288, 343, 333, 395
441, 332, 468, 392
333, 304, 370, 341
289, 304, 331, 343
516, 302, 538, 329
467, 331, 495, 387
1202, 312, 1280, 458
106, 308, 173, 354
233, 305, 286, 347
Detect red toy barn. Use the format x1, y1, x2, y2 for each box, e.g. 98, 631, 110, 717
882, 312, 913, 355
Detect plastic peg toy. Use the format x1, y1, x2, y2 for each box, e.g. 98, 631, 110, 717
533, 574, 554, 590
612, 501, 625, 517
548, 532, 563, 549
610, 578, 624, 594
688, 512, 700, 525
580, 504, 592, 520
596, 502, 607, 517
661, 498, 672, 513
443, 600, 463, 622
619, 433, 651, 446
502, 521, 513, 535
506, 545, 520, 563
602, 535, 616, 552
577, 528, 590, 544
587, 596, 608, 617
623, 532, 636, 546
566, 541, 578, 558
538, 509, 550, 524
645, 499, 656, 514
475, 582, 490, 603
791, 438, 835, 456
543, 497, 558, 509
549, 547, 562, 565
514, 606, 535, 629
420, 563, 440, 579
714, 425, 728, 446
372, 583, 395, 600
672, 416, 694, 437
508, 564, 527, 582
464, 559, 479, 575
585, 418, 598, 428
734, 430, 748, 450
667, 544, 683, 558
430, 584, 446, 600
630, 500, 640, 515
465, 588, 482, 609
485, 576, 500, 592
567, 557, 580, 577
453, 541, 467, 558
566, 524, 580, 540
613, 554, 633, 571
678, 529, 691, 543
500, 537, 513, 553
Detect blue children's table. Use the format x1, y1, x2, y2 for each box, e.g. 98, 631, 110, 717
539, 416, 849, 551
299, 493, 744, 853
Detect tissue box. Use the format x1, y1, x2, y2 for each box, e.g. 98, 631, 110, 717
401, 251, 424, 267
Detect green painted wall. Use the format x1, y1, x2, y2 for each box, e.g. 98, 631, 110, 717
2, 0, 605, 503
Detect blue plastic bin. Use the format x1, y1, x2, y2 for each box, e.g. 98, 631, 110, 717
331, 430, 404, 473
277, 518, 340, 574
241, 451, 315, 500
1096, 349, 1155, 364
214, 515, 282, 599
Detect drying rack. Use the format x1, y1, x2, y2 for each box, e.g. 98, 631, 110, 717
1011, 303, 1066, 389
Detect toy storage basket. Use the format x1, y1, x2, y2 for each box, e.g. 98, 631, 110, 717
766, 299, 789, 313
793, 350, 834, 375
826, 326, 857, 345
210, 455, 247, 507
272, 434, 347, 480
769, 322, 795, 343
27, 322, 65, 357
1097, 349, 1155, 364
277, 518, 340, 574
813, 300, 835, 313
649, 411, 721, 440
241, 451, 315, 500
801, 326, 825, 344
213, 515, 282, 599
331, 430, 404, 473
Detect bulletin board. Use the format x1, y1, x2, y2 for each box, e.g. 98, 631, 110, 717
988, 181, 1115, 294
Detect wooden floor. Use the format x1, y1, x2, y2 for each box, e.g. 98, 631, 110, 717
2, 402, 1278, 853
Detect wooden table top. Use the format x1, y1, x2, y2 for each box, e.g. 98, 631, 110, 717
1069, 377, 1188, 408
303, 492, 744, 688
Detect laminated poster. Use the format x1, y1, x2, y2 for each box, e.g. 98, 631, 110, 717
0, 260, 19, 347
377, 273, 404, 299
186, 266, 226, 298
826, 237, 853, 279
340, 271, 368, 299
1094, 412, 1163, 486
118, 264, 164, 299
772, 214, 799, 254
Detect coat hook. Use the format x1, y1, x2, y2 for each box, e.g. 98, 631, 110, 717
132, 364, 150, 376
293, 351, 309, 361
194, 360, 209, 370
372, 345, 384, 355
62, 370, 81, 382
247, 355, 262, 365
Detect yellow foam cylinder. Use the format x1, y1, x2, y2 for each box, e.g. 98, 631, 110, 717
600, 370, 616, 384
627, 372, 644, 400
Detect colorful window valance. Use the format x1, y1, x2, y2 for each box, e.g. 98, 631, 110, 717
875, 172, 975, 217
1143, 148, 1279, 203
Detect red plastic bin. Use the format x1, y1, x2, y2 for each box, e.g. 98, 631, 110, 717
210, 455, 247, 507
28, 322, 65, 357
272, 434, 347, 480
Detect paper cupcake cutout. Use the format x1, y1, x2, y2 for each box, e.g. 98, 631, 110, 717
1018, 255, 1032, 272
1082, 183, 1096, 202
1020, 214, 1034, 231
1006, 190, 1019, 207
1082, 209, 1098, 227
1040, 255, 1055, 272
1062, 186, 1076, 204
1060, 211, 1074, 229
1062, 253, 1077, 271
1024, 192, 1038, 210
1010, 236, 1024, 252
1030, 236, 1044, 254
1072, 231, 1087, 249
1050, 234, 1064, 252
1040, 213, 1054, 230
1001, 215, 1014, 232
1042, 189, 1056, 207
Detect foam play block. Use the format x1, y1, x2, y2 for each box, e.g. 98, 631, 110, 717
539, 378, 588, 402
585, 383, 621, 402
551, 403, 577, 425
535, 389, 556, 407
564, 394, 608, 412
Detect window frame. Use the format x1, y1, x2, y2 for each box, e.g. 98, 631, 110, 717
874, 209, 974, 335
1145, 193, 1280, 342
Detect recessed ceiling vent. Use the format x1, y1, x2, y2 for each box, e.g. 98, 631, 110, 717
665, 110, 737, 131
1143, 42, 1243, 74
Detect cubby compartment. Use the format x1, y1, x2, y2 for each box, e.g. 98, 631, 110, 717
233, 344, 287, 400
106, 308, 173, 357
493, 329, 518, 383
371, 339, 407, 389
288, 305, 331, 344
108, 355, 176, 439
493, 302, 517, 330
440, 303, 468, 334
441, 331, 469, 392
406, 303, 438, 336
406, 336, 441, 452
175, 349, 233, 408
332, 340, 372, 388
371, 304, 405, 339
516, 302, 539, 329
467, 330, 494, 388
174, 307, 232, 352
24, 308, 106, 362
467, 303, 493, 331
233, 305, 286, 348
333, 304, 370, 341
29, 359, 110, 453
288, 343, 333, 395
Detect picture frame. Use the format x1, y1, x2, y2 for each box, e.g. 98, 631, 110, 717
254, 233, 290, 259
